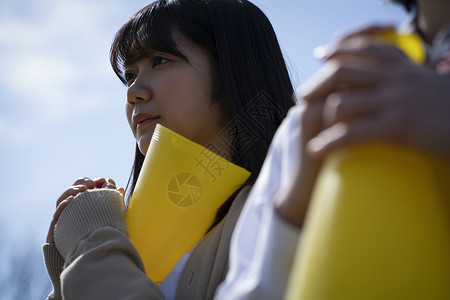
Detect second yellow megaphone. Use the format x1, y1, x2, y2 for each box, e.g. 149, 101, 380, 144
285, 31, 450, 300
126, 124, 251, 284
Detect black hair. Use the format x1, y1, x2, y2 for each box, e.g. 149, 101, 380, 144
388, 0, 417, 12
110, 0, 295, 226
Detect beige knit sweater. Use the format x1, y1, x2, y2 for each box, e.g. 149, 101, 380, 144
43, 186, 251, 300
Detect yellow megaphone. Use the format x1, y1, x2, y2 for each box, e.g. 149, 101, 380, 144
126, 124, 250, 284
285, 31, 450, 299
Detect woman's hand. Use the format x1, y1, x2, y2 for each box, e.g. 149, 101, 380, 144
273, 100, 325, 228
301, 27, 450, 162
46, 177, 125, 243
274, 24, 450, 227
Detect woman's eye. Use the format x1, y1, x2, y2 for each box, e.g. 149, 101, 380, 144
124, 72, 136, 85
152, 56, 170, 68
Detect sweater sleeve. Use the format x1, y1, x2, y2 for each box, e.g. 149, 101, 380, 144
53, 189, 164, 300
42, 243, 64, 300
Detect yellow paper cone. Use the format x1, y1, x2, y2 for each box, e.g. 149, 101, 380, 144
285, 32, 450, 300
126, 124, 251, 284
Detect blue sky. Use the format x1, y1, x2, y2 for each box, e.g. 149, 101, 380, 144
0, 0, 409, 293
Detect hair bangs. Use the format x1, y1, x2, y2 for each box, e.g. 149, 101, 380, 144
110, 1, 185, 84
388, 0, 416, 12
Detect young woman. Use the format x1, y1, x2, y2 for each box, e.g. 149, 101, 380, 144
42, 0, 295, 299
217, 0, 450, 298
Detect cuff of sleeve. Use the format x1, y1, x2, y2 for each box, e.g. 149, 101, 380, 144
54, 189, 127, 260
43, 243, 64, 300
260, 208, 301, 297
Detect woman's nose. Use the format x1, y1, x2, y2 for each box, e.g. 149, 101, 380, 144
127, 78, 152, 105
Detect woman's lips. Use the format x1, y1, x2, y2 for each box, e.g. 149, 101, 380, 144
137, 117, 160, 128
133, 114, 160, 129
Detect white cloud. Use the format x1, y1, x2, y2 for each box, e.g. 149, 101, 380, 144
0, 50, 104, 121
0, 0, 124, 121
0, 0, 131, 145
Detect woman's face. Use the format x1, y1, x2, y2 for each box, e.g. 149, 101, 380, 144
125, 31, 228, 155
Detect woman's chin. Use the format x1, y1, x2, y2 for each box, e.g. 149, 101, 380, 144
137, 138, 151, 156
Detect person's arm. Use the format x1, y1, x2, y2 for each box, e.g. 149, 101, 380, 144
216, 106, 314, 299
51, 187, 164, 299
42, 243, 64, 300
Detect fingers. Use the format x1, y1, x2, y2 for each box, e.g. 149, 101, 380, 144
103, 178, 125, 198
303, 37, 412, 103
56, 185, 88, 207
314, 25, 396, 60
72, 176, 108, 188
70, 177, 122, 193
317, 25, 400, 61
117, 187, 125, 198
102, 178, 117, 189
301, 62, 383, 101
56, 177, 104, 206
94, 177, 107, 188
47, 195, 74, 243
72, 177, 96, 189
321, 89, 390, 127
325, 40, 409, 63
337, 24, 395, 43
56, 177, 122, 207
103, 179, 126, 198
306, 120, 381, 159
300, 101, 325, 141
306, 109, 407, 158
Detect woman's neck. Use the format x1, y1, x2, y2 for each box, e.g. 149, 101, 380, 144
417, 0, 450, 43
